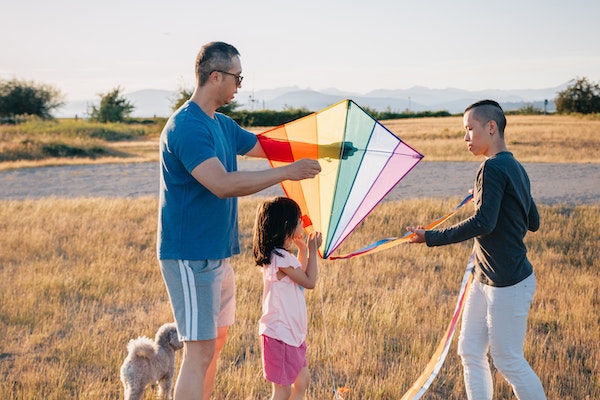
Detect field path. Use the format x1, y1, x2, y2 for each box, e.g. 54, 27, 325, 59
0, 161, 598, 205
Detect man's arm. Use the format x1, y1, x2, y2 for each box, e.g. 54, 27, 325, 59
191, 156, 320, 199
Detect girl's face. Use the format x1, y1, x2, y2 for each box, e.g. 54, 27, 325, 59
285, 218, 303, 247
293, 218, 303, 238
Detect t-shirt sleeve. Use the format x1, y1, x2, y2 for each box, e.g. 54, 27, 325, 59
218, 113, 257, 156
265, 250, 302, 282
237, 126, 258, 156
178, 132, 217, 173
528, 199, 540, 232
166, 113, 217, 174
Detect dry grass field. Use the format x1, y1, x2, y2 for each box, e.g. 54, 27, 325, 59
381, 114, 600, 163
1, 114, 598, 398
0, 197, 598, 399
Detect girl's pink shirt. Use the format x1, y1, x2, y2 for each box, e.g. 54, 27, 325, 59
258, 249, 307, 347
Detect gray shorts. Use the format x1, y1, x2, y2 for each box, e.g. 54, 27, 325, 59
159, 258, 236, 341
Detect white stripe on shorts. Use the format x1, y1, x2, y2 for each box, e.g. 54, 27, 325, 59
178, 260, 198, 339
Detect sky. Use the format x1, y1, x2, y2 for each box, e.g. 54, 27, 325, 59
2, 0, 600, 102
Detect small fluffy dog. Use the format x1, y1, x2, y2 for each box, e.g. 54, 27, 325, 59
120, 322, 183, 400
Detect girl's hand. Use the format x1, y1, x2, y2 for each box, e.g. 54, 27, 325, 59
308, 231, 322, 249
293, 232, 307, 250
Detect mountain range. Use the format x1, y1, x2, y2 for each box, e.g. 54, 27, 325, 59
56, 83, 567, 118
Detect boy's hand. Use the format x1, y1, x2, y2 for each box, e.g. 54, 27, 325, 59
406, 226, 426, 243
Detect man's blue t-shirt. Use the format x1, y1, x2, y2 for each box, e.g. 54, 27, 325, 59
157, 101, 257, 260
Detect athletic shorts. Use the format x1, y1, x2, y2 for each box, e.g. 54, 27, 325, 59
262, 335, 308, 385
159, 258, 235, 341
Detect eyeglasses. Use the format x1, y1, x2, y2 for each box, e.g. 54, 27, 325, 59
212, 70, 243, 86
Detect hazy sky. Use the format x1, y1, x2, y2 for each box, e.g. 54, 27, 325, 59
2, 0, 599, 101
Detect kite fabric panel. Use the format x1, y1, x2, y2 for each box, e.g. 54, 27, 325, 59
257, 99, 423, 258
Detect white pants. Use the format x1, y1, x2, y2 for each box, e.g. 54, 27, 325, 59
457, 273, 546, 400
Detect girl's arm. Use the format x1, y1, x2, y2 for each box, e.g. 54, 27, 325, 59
279, 232, 322, 289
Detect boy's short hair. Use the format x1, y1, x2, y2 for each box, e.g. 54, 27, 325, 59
465, 100, 507, 137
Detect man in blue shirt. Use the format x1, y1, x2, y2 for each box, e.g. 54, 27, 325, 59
158, 41, 321, 400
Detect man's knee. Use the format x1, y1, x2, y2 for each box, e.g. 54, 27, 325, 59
458, 337, 488, 363
183, 340, 217, 368
490, 351, 523, 376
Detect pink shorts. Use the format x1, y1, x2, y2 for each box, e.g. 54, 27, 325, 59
261, 335, 307, 385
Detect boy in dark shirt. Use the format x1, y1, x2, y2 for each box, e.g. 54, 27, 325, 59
407, 100, 546, 399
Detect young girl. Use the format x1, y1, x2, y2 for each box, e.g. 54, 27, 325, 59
252, 197, 322, 400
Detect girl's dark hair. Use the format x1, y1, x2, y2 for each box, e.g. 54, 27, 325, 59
252, 197, 301, 266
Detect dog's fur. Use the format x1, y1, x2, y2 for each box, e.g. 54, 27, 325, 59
120, 322, 183, 400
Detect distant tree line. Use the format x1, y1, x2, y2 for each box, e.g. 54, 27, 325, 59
2, 76, 600, 124
554, 77, 600, 114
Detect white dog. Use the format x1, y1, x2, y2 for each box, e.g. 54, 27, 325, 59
120, 322, 183, 400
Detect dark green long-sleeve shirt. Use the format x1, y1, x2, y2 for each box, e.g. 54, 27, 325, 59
425, 152, 540, 287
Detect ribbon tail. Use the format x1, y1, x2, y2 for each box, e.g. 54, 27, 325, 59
328, 194, 473, 260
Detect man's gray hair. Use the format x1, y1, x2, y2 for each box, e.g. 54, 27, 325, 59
195, 42, 240, 86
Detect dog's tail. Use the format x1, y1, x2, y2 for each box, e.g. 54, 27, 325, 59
127, 337, 157, 359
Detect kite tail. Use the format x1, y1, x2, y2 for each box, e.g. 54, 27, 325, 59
399, 253, 474, 400
328, 193, 473, 260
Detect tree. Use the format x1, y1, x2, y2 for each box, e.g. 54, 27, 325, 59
89, 87, 135, 122
171, 87, 193, 111
555, 77, 600, 114
0, 78, 64, 119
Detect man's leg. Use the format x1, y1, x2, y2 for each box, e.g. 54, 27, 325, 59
487, 274, 546, 400
458, 280, 494, 399
174, 339, 215, 400
202, 326, 228, 400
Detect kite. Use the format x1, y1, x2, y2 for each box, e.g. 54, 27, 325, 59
257, 99, 423, 258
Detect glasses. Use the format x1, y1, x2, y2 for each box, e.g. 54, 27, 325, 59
212, 70, 243, 86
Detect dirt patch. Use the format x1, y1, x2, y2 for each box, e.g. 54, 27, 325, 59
0, 160, 598, 205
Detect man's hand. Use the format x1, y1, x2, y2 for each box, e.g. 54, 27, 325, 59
286, 158, 321, 181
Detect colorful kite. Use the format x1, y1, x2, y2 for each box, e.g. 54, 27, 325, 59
257, 99, 423, 258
